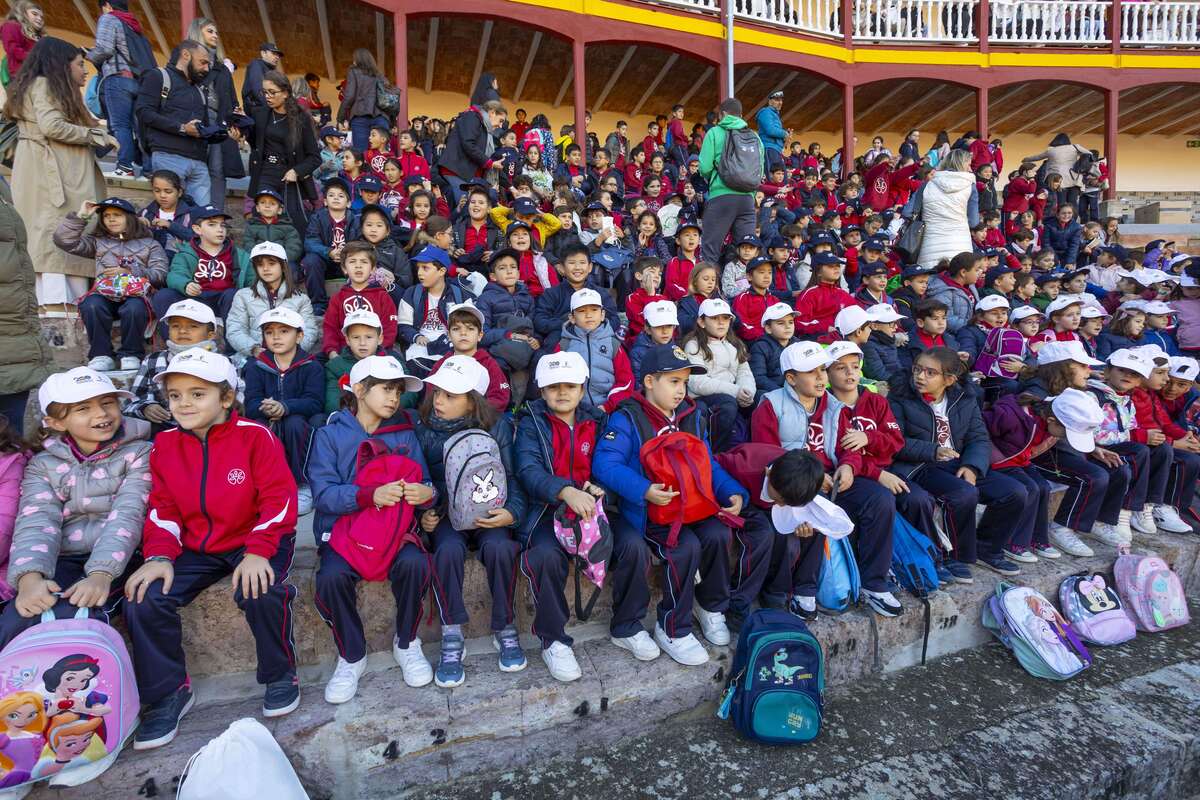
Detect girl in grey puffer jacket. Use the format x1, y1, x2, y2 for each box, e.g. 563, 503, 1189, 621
0, 370, 151, 648
52, 200, 168, 286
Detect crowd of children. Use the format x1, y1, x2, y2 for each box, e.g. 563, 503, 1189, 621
5, 113, 1199, 765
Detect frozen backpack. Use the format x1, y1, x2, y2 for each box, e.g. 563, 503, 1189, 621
1059, 572, 1137, 646
973, 326, 1027, 379
553, 499, 614, 621
982, 583, 1091, 680
718, 609, 824, 745
0, 608, 139, 791
443, 428, 508, 531
1114, 553, 1191, 632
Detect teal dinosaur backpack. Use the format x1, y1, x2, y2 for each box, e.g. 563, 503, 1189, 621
718, 609, 824, 744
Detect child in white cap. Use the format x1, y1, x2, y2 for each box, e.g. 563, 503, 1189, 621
681, 297, 755, 452
555, 288, 635, 413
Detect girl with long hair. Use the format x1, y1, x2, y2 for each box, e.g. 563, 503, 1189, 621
1, 0, 43, 75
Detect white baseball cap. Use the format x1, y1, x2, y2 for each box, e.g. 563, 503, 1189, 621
1107, 348, 1154, 379
162, 299, 216, 326
348, 354, 422, 393
570, 288, 604, 312
1010, 305, 1043, 323
153, 347, 238, 387
1037, 340, 1103, 367
250, 241, 288, 262
38, 367, 134, 414
833, 304, 871, 335
826, 340, 863, 362
644, 300, 679, 328
698, 298, 733, 318
257, 307, 304, 331
1168, 356, 1199, 382
1142, 268, 1176, 284
1080, 305, 1110, 320
342, 309, 383, 332
425, 354, 490, 395
1048, 388, 1105, 454
866, 303, 903, 323
780, 341, 831, 373
1181, 273, 1200, 289
760, 302, 796, 326
447, 300, 486, 328
1119, 299, 1147, 313
770, 495, 854, 541
1044, 296, 1083, 316
1131, 343, 1169, 367
976, 294, 1011, 312
1141, 300, 1173, 315
535, 351, 589, 387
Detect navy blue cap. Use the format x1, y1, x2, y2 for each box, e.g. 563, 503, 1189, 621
979, 246, 1002, 257
862, 237, 887, 252
358, 203, 393, 224
513, 197, 539, 216
860, 261, 889, 278
413, 245, 450, 267
1066, 266, 1091, 281
766, 235, 790, 250
841, 224, 863, 236
584, 201, 606, 213
505, 220, 532, 236
319, 125, 346, 139
404, 175, 427, 188
821, 211, 840, 222
810, 252, 844, 268
95, 197, 135, 214
1098, 244, 1127, 260
1146, 239, 1173, 252
1035, 269, 1067, 285
808, 230, 837, 247
747, 256, 774, 273
190, 204, 231, 222
901, 264, 936, 279
458, 177, 490, 192
252, 188, 284, 203
357, 175, 382, 192
686, 155, 699, 165
675, 218, 702, 234
985, 265, 1016, 285
794, 206, 814, 218
736, 234, 763, 249
322, 176, 352, 196
641, 344, 707, 376
488, 247, 521, 269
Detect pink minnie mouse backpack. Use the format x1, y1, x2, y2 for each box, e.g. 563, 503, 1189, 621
1059, 572, 1136, 645
553, 499, 614, 621
0, 608, 139, 792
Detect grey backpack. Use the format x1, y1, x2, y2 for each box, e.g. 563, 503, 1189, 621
718, 127, 765, 193
443, 429, 508, 530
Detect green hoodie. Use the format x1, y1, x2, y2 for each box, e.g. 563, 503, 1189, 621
698, 114, 763, 200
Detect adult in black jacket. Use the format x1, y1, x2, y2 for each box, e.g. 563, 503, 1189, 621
134, 40, 213, 206
240, 41, 281, 114
230, 71, 321, 237
185, 18, 243, 204
439, 100, 506, 210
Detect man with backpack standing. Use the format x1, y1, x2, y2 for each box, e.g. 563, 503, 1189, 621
134, 41, 213, 206
699, 98, 764, 266
87, 0, 155, 178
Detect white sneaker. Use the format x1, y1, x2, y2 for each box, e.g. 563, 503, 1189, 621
1049, 523, 1094, 557
119, 355, 140, 371
541, 641, 582, 682
1131, 506, 1158, 535
610, 630, 660, 661
1115, 509, 1135, 543
324, 656, 366, 704
1153, 504, 1192, 533
653, 624, 709, 666
1092, 522, 1129, 547
393, 636, 433, 687
693, 606, 731, 646
297, 483, 314, 516
87, 355, 116, 372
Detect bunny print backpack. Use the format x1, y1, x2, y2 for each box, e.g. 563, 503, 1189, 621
443, 429, 508, 531
0, 608, 139, 791
1114, 553, 1190, 632
1059, 573, 1136, 646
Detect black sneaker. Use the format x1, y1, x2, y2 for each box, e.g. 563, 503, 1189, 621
134, 682, 194, 750
725, 606, 747, 633
263, 676, 300, 718
979, 554, 1021, 577
787, 594, 818, 622
862, 589, 904, 618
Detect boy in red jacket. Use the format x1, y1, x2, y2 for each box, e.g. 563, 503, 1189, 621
124, 348, 300, 750
731, 258, 776, 342
624, 257, 668, 348
432, 302, 511, 412
323, 241, 400, 356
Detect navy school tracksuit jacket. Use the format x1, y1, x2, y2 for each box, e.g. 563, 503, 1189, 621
242, 349, 325, 421
413, 411, 527, 526
886, 378, 991, 481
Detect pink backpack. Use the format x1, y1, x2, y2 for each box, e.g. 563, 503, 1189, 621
553, 499, 613, 621
0, 608, 139, 791
1114, 553, 1191, 632
973, 326, 1027, 378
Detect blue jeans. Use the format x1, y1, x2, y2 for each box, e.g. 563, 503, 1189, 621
349, 115, 388, 152
101, 75, 139, 169
152, 151, 211, 207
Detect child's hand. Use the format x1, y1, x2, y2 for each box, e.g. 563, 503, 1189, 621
1001, 357, 1024, 374
894, 331, 909, 346
144, 403, 172, 424
644, 483, 679, 506
877, 470, 909, 495
956, 466, 977, 485
736, 387, 754, 407
402, 481, 434, 506
559, 486, 597, 519
833, 464, 854, 493
232, 553, 274, 600
475, 508, 515, 529
791, 522, 814, 538
125, 560, 174, 603
721, 495, 744, 517
373, 481, 406, 507
583, 481, 605, 499
840, 430, 869, 451
78, 200, 97, 218
1146, 429, 1167, 446
957, 351, 971, 363
62, 572, 112, 608
420, 509, 441, 533
185, 281, 202, 297
935, 446, 960, 461
414, 335, 429, 346
15, 574, 60, 618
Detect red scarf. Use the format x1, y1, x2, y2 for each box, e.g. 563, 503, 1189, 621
109, 10, 143, 33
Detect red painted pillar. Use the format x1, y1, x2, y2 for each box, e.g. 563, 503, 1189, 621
394, 11, 408, 128
841, 83, 854, 178
180, 0, 196, 39
572, 39, 587, 154
1111, 0, 1122, 54
1105, 87, 1118, 200
842, 0, 853, 47
976, 85, 988, 139
978, 0, 990, 52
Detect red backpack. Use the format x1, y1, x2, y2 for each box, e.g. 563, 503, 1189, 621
329, 438, 425, 581
639, 431, 722, 546
716, 443, 787, 510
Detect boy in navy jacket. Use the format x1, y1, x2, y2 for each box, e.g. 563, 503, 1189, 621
395, 245, 471, 376
475, 248, 539, 372
749, 302, 798, 401
534, 244, 620, 350
592, 344, 749, 666
301, 178, 361, 314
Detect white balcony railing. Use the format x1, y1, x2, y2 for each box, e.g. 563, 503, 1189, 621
735, 0, 842, 37
852, 0, 979, 41
989, 0, 1111, 44
1122, 1, 1200, 45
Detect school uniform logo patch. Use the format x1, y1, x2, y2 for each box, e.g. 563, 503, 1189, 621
343, 295, 374, 315
195, 258, 227, 281
227, 469, 246, 485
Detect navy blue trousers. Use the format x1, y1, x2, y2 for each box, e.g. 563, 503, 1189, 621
727, 507, 775, 617
995, 466, 1050, 550
79, 294, 149, 359
430, 519, 519, 633
896, 464, 1024, 562
1033, 447, 1131, 531
640, 516, 733, 639
1166, 447, 1200, 512
1109, 441, 1166, 509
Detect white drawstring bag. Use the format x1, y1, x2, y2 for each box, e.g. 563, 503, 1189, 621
177, 718, 308, 800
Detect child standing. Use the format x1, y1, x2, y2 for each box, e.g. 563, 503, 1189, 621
156, 205, 252, 329
301, 178, 361, 314
417, 356, 527, 688
322, 241, 400, 356
683, 299, 756, 453
308, 355, 435, 701
124, 348, 300, 749
244, 307, 325, 515
227, 242, 320, 363
0, 368, 148, 648
475, 248, 539, 373
55, 198, 168, 372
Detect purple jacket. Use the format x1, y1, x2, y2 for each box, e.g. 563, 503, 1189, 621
0, 450, 30, 600
982, 394, 1038, 464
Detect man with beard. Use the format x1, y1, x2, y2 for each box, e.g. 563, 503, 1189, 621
135, 40, 214, 206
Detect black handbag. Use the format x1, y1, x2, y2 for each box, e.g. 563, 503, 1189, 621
895, 184, 927, 260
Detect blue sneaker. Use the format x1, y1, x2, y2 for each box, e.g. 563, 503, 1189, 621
134, 682, 194, 750
262, 676, 300, 717
979, 553, 1021, 577
493, 627, 527, 673
945, 560, 974, 584
435, 633, 466, 688
935, 562, 954, 585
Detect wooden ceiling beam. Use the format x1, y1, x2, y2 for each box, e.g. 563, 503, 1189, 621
512, 30, 541, 104
593, 46, 637, 112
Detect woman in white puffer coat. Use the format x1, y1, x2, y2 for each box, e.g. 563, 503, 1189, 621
913, 148, 980, 269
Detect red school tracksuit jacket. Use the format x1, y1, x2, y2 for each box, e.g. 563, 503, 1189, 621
323, 284, 400, 353
142, 411, 298, 560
